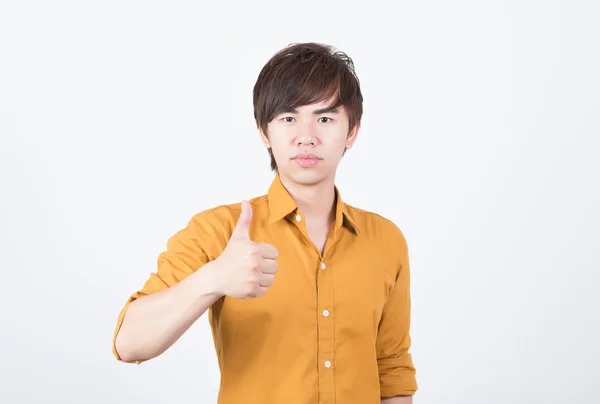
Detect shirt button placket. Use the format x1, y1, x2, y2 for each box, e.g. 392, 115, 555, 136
317, 258, 335, 403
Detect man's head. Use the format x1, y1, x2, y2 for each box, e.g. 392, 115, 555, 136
253, 42, 363, 185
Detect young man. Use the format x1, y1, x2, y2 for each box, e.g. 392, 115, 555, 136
113, 42, 418, 403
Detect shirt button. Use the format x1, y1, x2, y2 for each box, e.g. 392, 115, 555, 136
324, 360, 332, 368
321, 262, 326, 270
295, 214, 302, 222
322, 309, 329, 317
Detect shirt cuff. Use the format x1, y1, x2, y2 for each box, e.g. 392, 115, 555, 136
379, 358, 418, 397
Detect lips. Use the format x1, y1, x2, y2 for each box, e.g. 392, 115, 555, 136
292, 154, 322, 167
292, 153, 321, 160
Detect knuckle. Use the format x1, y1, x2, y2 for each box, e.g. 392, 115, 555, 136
245, 285, 256, 298
250, 273, 261, 284
247, 254, 260, 268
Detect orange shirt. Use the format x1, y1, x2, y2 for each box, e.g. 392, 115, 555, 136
113, 174, 418, 403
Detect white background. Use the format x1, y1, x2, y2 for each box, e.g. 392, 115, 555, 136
1, 1, 598, 403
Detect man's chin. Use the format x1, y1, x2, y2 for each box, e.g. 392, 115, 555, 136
284, 168, 331, 186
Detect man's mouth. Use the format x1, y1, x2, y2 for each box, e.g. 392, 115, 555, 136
292, 154, 322, 167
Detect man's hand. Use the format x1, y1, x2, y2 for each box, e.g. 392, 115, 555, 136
210, 200, 279, 299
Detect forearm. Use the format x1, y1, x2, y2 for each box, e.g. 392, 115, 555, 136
381, 396, 413, 404
115, 262, 222, 362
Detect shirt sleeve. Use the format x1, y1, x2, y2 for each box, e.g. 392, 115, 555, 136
376, 228, 418, 397
112, 209, 228, 364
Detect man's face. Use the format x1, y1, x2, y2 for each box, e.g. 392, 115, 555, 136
260, 99, 359, 186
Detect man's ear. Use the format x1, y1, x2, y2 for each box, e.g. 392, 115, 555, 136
259, 128, 271, 148
345, 124, 360, 149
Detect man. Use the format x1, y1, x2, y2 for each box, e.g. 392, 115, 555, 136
113, 42, 418, 403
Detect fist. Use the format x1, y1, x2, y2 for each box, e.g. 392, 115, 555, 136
212, 200, 279, 299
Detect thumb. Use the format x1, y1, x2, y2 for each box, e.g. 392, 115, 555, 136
231, 200, 252, 240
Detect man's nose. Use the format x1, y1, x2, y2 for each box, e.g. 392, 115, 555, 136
296, 122, 317, 146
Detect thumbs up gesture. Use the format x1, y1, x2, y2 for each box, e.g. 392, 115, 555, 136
211, 200, 279, 299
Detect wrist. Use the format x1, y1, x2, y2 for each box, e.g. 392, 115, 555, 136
192, 261, 226, 298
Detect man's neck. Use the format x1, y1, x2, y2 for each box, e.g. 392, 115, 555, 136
278, 172, 336, 224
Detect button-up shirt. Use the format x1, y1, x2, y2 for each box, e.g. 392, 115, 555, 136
113, 174, 418, 403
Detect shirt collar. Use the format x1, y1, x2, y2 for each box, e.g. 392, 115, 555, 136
267, 173, 360, 235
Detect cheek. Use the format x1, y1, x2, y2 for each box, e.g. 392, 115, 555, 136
268, 126, 295, 147
266, 132, 289, 159
268, 133, 286, 149
322, 129, 349, 147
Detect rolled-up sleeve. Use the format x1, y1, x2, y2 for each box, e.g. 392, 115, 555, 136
376, 231, 418, 397
112, 210, 226, 363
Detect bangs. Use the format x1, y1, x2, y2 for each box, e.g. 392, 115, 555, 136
258, 47, 353, 123
282, 57, 344, 113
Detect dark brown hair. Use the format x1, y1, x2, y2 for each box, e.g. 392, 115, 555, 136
253, 42, 364, 171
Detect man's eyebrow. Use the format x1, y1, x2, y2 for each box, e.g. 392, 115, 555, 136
280, 106, 340, 114
314, 106, 339, 114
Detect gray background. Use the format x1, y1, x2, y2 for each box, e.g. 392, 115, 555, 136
1, 0, 598, 403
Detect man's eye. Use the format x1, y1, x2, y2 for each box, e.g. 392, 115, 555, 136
282, 117, 295, 122
319, 117, 332, 123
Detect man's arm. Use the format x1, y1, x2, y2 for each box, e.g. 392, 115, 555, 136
381, 396, 413, 404
115, 262, 222, 363
112, 210, 226, 364
113, 201, 277, 364
376, 225, 418, 398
